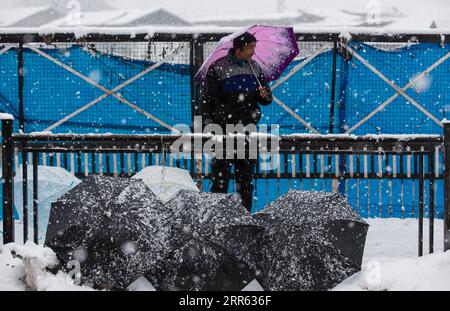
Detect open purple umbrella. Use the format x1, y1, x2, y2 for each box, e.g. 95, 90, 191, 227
195, 25, 299, 84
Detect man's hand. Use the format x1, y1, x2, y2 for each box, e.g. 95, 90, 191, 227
258, 86, 270, 99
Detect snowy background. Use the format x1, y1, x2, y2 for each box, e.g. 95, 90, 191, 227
0, 0, 449, 30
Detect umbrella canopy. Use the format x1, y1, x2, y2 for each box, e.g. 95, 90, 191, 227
132, 166, 198, 204
253, 190, 369, 291
14, 165, 81, 243
146, 190, 264, 291
45, 175, 173, 289
195, 25, 299, 83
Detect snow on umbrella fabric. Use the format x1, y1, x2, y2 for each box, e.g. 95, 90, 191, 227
253, 190, 369, 291
195, 25, 299, 83
45, 175, 173, 289
146, 190, 264, 291
132, 166, 199, 204
13, 165, 81, 243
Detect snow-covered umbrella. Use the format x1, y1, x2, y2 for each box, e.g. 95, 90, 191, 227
195, 25, 299, 83
146, 190, 264, 291
45, 175, 173, 289
253, 190, 369, 291
132, 166, 198, 204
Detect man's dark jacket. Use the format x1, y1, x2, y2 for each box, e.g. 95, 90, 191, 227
200, 51, 273, 128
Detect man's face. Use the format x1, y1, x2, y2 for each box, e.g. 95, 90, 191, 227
240, 42, 256, 61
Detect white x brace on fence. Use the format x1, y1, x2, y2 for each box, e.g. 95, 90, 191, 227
25, 43, 188, 133
269, 45, 327, 134
340, 41, 450, 134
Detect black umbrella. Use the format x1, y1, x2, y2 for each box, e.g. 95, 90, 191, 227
253, 190, 369, 291
45, 175, 173, 289
146, 190, 264, 291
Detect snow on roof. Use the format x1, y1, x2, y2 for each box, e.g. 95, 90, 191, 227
104, 9, 160, 26
0, 6, 51, 27
300, 8, 363, 24
191, 11, 302, 23
193, 8, 373, 28
43, 8, 187, 27
45, 10, 125, 27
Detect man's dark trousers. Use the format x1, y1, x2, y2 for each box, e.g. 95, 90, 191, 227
210, 158, 256, 213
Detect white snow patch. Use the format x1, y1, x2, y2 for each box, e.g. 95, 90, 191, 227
0, 113, 14, 120
127, 276, 156, 291
333, 251, 450, 291
0, 242, 94, 291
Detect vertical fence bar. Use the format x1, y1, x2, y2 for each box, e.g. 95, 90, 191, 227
141, 145, 146, 170
50, 152, 55, 167
106, 150, 111, 177
91, 151, 96, 174
22, 144, 28, 243
32, 152, 39, 244
77, 150, 82, 176
18, 41, 24, 132
418, 153, 424, 257
190, 39, 203, 124
84, 147, 89, 177
333, 147, 339, 193
428, 149, 435, 254
2, 118, 14, 243
443, 122, 450, 251
378, 147, 383, 217
329, 40, 338, 135
320, 148, 325, 190
135, 151, 139, 174
14, 147, 19, 173
120, 151, 125, 176
356, 153, 361, 213
99, 149, 104, 176
127, 147, 132, 176
42, 152, 47, 166
70, 148, 75, 175
64, 152, 68, 171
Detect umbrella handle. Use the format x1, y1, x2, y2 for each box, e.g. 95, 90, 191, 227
248, 61, 263, 88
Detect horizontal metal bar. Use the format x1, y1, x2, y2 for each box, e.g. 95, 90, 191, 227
12, 133, 442, 143
21, 146, 437, 156
0, 32, 449, 44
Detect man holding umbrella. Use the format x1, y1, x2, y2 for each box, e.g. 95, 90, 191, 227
200, 32, 273, 212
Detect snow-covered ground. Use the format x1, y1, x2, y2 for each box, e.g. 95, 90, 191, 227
332, 218, 449, 291
1, 217, 448, 291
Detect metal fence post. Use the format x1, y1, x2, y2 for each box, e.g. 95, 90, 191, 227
18, 40, 24, 132
2, 117, 15, 244
190, 38, 204, 191
443, 121, 450, 251
329, 39, 338, 134
190, 38, 204, 126
336, 39, 348, 194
